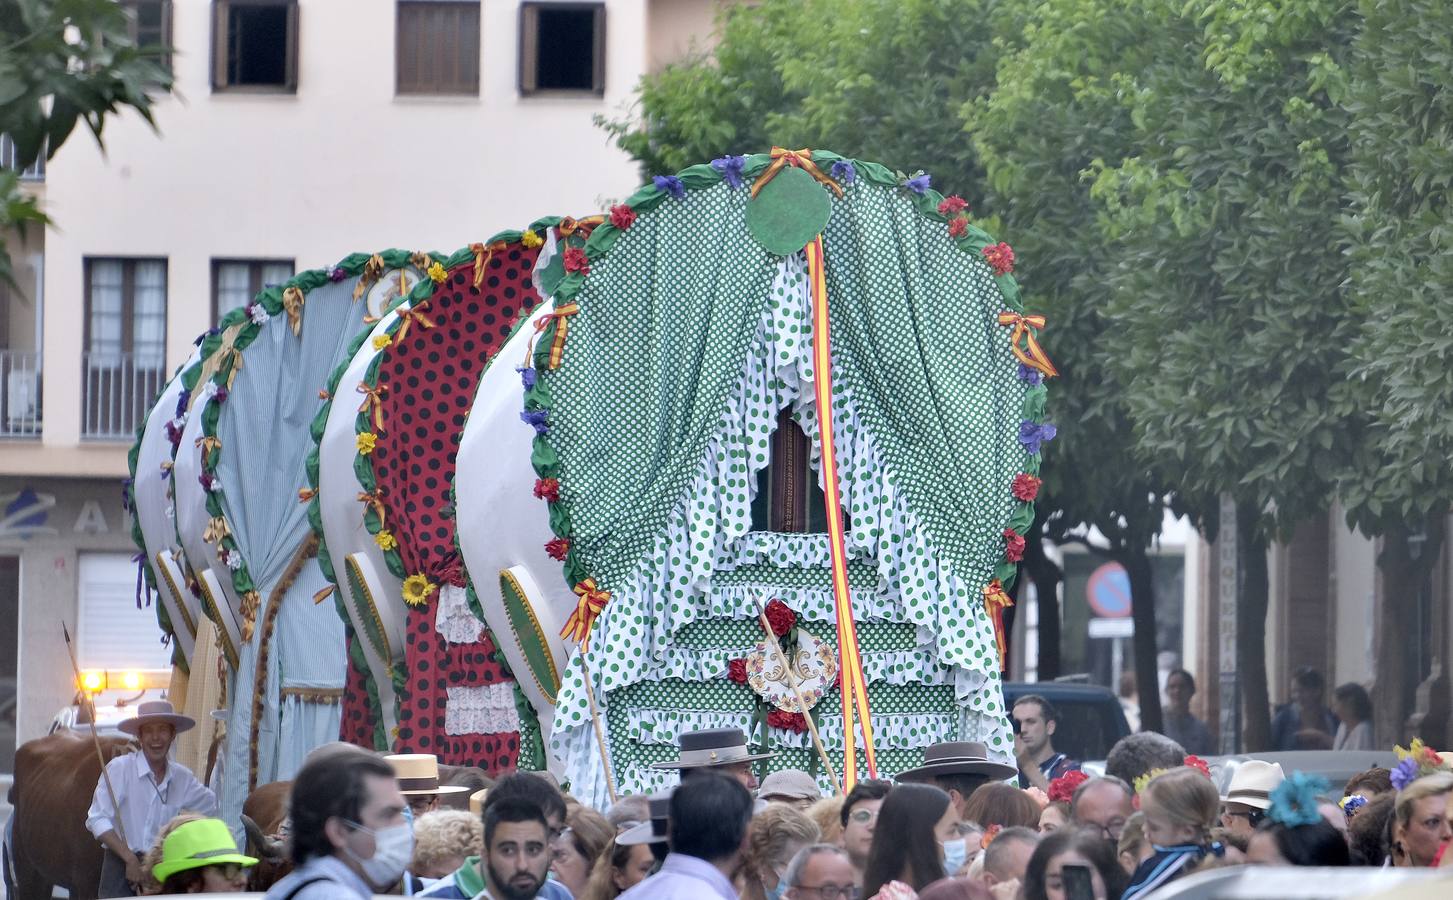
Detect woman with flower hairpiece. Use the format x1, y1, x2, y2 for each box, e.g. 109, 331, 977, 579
1245, 772, 1349, 867
1391, 772, 1453, 867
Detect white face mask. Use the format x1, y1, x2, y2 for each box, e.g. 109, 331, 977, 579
344, 820, 415, 888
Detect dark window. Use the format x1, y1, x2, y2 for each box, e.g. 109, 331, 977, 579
212, 259, 295, 323
519, 2, 605, 95
119, 1, 173, 74
82, 258, 168, 439
212, 0, 299, 92
397, 1, 481, 95
749, 410, 844, 534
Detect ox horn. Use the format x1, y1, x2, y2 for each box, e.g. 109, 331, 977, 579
240, 814, 286, 863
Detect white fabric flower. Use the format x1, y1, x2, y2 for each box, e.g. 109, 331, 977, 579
223, 549, 243, 571
203, 381, 220, 401
249, 304, 271, 325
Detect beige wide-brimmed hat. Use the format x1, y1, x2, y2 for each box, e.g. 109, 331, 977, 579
118, 700, 195, 736
894, 741, 1018, 783
1221, 760, 1286, 810
649, 728, 776, 771
385, 754, 472, 796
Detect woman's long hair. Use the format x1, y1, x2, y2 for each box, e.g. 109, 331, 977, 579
862, 783, 951, 896
1021, 828, 1129, 900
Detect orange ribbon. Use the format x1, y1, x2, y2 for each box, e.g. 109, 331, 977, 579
410, 252, 433, 273
560, 578, 611, 643
195, 435, 223, 461
357, 488, 387, 530
216, 346, 244, 389
282, 287, 305, 336
297, 487, 317, 503
393, 302, 437, 344
996, 312, 1058, 378
751, 148, 845, 200
527, 303, 580, 370
557, 215, 605, 239
471, 240, 507, 288
354, 255, 386, 302
357, 382, 389, 432
202, 516, 230, 544
983, 581, 1015, 670
313, 584, 336, 605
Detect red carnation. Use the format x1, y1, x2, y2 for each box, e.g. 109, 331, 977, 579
948, 217, 968, 238
544, 538, 570, 561
1003, 528, 1026, 562
982, 242, 1015, 276
764, 599, 797, 636
563, 247, 590, 276
533, 477, 561, 503
1184, 755, 1211, 777
610, 204, 637, 230
767, 710, 808, 733
1047, 770, 1089, 804
1011, 474, 1042, 502
727, 658, 749, 685
937, 195, 969, 216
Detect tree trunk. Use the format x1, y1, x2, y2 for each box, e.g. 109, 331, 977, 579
1122, 546, 1163, 734
1238, 508, 1272, 752
1023, 514, 1062, 680
1372, 518, 1446, 747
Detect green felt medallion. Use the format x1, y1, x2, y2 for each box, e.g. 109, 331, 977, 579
746, 165, 834, 256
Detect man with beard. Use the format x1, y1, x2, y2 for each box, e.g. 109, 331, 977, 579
476, 800, 553, 900
420, 774, 570, 899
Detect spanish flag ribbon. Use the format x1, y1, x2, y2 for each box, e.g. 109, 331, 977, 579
202, 516, 230, 544
393, 302, 437, 344
282, 287, 306, 337
560, 578, 611, 643
357, 488, 387, 530
807, 235, 877, 788
470, 240, 507, 288
751, 148, 845, 200
556, 215, 605, 239
354, 255, 386, 302
357, 382, 389, 432
996, 312, 1058, 379
529, 302, 581, 370
982, 580, 1015, 670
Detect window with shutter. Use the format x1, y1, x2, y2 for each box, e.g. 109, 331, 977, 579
397, 1, 482, 95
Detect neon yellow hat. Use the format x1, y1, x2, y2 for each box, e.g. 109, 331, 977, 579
151, 818, 258, 884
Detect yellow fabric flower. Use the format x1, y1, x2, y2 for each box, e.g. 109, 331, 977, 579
356, 432, 377, 455
402, 573, 435, 607
374, 530, 397, 551
372, 334, 392, 351
521, 229, 544, 249
427, 262, 447, 283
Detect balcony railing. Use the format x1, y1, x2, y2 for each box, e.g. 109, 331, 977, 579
0, 135, 44, 181
0, 350, 42, 438
83, 352, 165, 441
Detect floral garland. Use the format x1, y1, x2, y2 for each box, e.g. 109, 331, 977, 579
516, 151, 1055, 676
1132, 755, 1214, 797
1390, 738, 1452, 790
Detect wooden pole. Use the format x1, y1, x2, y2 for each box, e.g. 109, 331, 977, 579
577, 654, 618, 804
62, 623, 130, 851
755, 603, 842, 795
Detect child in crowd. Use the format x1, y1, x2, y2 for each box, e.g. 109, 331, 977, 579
1121, 767, 1221, 899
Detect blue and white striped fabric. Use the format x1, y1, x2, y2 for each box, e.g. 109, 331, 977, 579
1122, 843, 1220, 900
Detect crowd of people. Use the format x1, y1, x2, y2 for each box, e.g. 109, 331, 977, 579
86, 689, 1453, 899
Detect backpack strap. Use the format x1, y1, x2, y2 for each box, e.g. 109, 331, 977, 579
280, 876, 330, 900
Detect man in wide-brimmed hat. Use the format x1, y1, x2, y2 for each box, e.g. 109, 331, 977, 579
896, 740, 1017, 824
1219, 760, 1285, 840
86, 700, 217, 897
386, 754, 472, 818
650, 727, 775, 791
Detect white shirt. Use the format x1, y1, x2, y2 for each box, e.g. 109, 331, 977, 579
616, 853, 736, 900
85, 749, 217, 851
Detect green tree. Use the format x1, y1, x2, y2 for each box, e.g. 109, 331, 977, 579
0, 0, 172, 282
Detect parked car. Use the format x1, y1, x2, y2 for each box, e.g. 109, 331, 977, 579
1002, 681, 1131, 763
1202, 750, 1395, 795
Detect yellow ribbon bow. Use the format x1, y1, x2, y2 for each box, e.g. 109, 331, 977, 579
216, 346, 244, 389
996, 312, 1059, 379
471, 240, 507, 289
353, 255, 386, 302
410, 252, 434, 273
202, 516, 230, 544
527, 303, 580, 370
393, 302, 437, 345
357, 382, 389, 432
195, 434, 223, 462
982, 580, 1015, 669
240, 590, 261, 642
560, 578, 611, 643
282, 287, 306, 337
751, 148, 845, 200
357, 488, 387, 530
556, 215, 605, 239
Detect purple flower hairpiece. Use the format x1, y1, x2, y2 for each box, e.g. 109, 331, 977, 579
711, 155, 747, 189
1390, 757, 1421, 792
904, 172, 932, 195
328, 266, 347, 282
517, 365, 537, 390
830, 159, 857, 186
520, 408, 550, 435
654, 175, 686, 200
1017, 363, 1043, 386
1019, 421, 1058, 455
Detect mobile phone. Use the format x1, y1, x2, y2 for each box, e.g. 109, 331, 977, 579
1061, 864, 1095, 900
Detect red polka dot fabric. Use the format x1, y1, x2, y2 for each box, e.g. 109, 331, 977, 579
340, 634, 379, 748
368, 247, 543, 772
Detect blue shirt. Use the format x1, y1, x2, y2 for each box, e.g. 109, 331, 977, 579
264, 855, 374, 900
617, 853, 736, 900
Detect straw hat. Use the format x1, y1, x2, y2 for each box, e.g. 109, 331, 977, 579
385, 754, 471, 796
118, 700, 195, 736
1221, 760, 1286, 811
649, 728, 775, 771
151, 818, 257, 883
469, 788, 489, 816
894, 741, 1018, 783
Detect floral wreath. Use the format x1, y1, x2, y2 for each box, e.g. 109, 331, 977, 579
1390, 739, 1452, 791
1132, 755, 1212, 799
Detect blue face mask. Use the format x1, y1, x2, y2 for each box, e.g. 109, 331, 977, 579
402, 803, 415, 827
941, 838, 968, 877
765, 880, 788, 900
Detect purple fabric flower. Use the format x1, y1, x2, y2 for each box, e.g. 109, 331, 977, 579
121, 478, 133, 513
1017, 363, 1043, 386
830, 159, 857, 186
517, 365, 537, 390
904, 173, 932, 195
174, 391, 189, 418
711, 155, 747, 189
654, 175, 686, 200
329, 266, 347, 282
1390, 757, 1421, 791
1019, 421, 1058, 455
213, 387, 229, 404
521, 408, 550, 434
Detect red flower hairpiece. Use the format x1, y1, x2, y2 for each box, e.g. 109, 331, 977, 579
1047, 770, 1090, 804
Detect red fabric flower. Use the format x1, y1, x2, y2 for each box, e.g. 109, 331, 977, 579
948, 217, 968, 238
982, 242, 1015, 276
1184, 755, 1211, 777
767, 710, 808, 733
727, 658, 749, 685
1003, 528, 1026, 562
533, 477, 560, 502
938, 195, 969, 216
1011, 473, 1042, 502
544, 538, 570, 561
609, 204, 637, 230
764, 599, 797, 636
1047, 770, 1089, 804
563, 247, 590, 275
